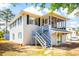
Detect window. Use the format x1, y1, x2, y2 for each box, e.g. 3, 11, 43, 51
16, 20, 18, 26
12, 34, 15, 40
29, 16, 35, 24
49, 16, 51, 24
18, 16, 22, 25
14, 22, 16, 27
35, 19, 38, 25
44, 19, 47, 24
38, 18, 40, 26
18, 18, 20, 25
15, 20, 16, 27
51, 19, 54, 28
42, 19, 44, 26
11, 23, 14, 28
27, 15, 29, 24
10, 24, 12, 29
18, 32, 22, 39
29, 20, 34, 24
35, 18, 40, 26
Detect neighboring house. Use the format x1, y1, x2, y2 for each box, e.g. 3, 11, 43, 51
66, 27, 79, 41
9, 6, 69, 48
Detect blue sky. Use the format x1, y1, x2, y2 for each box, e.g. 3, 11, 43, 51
0, 3, 79, 28
9, 3, 50, 15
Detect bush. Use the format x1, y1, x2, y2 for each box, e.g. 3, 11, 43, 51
0, 31, 4, 38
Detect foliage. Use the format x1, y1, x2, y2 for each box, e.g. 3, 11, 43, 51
0, 9, 15, 33
0, 9, 15, 20
75, 11, 79, 16
32, 3, 79, 14
77, 27, 79, 30
0, 31, 4, 38
11, 3, 79, 15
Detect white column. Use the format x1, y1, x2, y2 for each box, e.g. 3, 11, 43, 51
50, 16, 52, 26
65, 20, 66, 28
40, 18, 42, 26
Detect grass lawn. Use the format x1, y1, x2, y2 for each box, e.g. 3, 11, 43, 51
0, 39, 79, 56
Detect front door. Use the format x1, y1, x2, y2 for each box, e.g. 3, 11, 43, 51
57, 33, 62, 45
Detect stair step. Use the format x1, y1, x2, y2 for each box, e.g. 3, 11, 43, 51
33, 26, 51, 48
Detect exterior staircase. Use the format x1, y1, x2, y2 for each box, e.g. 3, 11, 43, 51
32, 25, 51, 48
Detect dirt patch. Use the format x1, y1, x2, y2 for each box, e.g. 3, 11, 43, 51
1, 40, 79, 56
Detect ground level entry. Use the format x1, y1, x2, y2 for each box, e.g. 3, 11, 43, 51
51, 32, 67, 46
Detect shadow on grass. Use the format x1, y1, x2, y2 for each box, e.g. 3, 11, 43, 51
0, 42, 25, 56
1, 40, 79, 56
55, 42, 79, 51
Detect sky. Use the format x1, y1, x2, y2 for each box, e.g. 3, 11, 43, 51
0, 3, 79, 28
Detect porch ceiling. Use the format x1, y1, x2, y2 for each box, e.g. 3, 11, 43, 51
41, 12, 69, 21
52, 30, 69, 34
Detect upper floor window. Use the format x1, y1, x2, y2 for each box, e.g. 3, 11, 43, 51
10, 16, 22, 29
35, 18, 40, 26
57, 22, 61, 28
29, 19, 34, 24
29, 16, 34, 24
42, 19, 44, 26
18, 16, 22, 25
35, 19, 38, 25
10, 24, 12, 29
16, 20, 18, 26
44, 19, 48, 24
27, 15, 29, 24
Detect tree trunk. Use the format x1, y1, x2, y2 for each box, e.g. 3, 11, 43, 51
5, 19, 8, 34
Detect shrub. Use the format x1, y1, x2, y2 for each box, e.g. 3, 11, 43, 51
0, 31, 4, 38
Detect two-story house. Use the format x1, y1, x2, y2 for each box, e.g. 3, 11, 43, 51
9, 6, 69, 48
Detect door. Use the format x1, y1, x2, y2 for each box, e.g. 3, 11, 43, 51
57, 33, 62, 45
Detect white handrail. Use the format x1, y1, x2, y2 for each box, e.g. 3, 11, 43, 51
35, 31, 46, 44
41, 34, 51, 45
33, 31, 47, 48
34, 36, 44, 47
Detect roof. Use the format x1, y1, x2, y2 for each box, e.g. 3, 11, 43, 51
24, 6, 68, 20
10, 6, 69, 25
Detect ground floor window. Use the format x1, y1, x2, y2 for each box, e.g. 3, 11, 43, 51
18, 32, 22, 39
12, 34, 15, 40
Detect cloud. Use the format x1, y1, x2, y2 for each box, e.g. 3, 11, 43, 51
67, 20, 79, 28
54, 7, 68, 17
56, 7, 79, 28
0, 3, 11, 10
24, 6, 50, 16
66, 8, 79, 28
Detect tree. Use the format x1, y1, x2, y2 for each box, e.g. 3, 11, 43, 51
0, 31, 4, 38
0, 9, 15, 33
32, 3, 79, 14
11, 3, 79, 15
75, 11, 79, 16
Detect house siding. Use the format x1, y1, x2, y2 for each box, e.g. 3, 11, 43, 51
9, 10, 68, 46
22, 15, 39, 45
